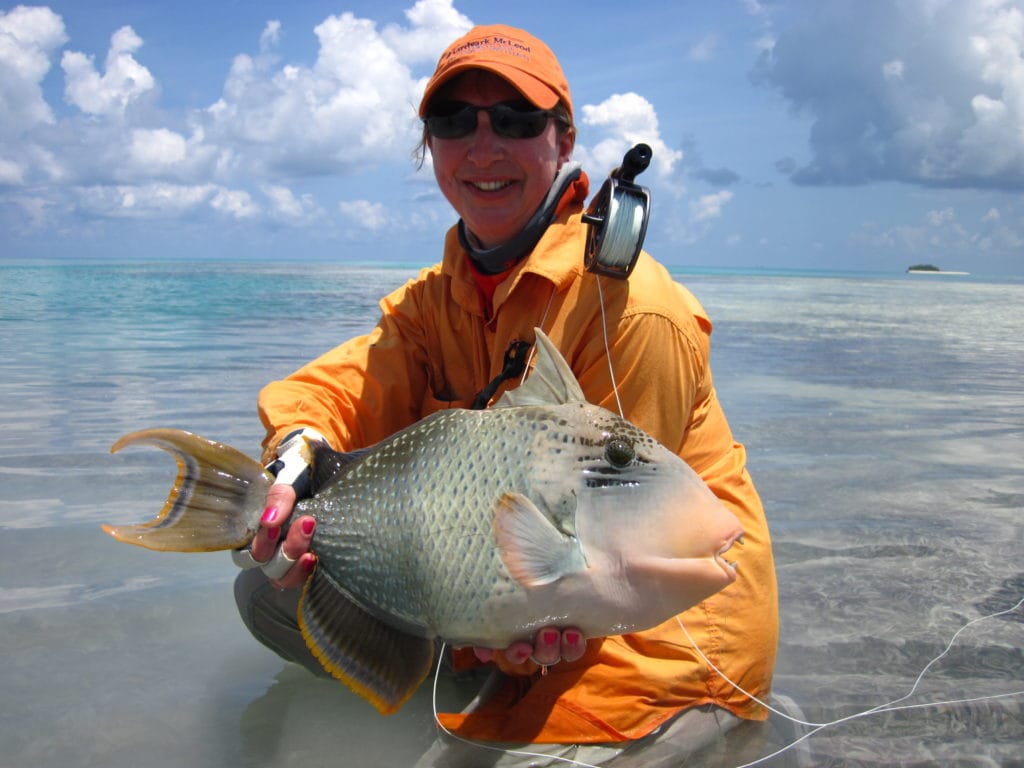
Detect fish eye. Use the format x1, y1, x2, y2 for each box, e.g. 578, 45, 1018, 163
604, 437, 635, 468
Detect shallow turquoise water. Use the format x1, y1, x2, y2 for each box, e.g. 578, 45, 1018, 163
1, 262, 1021, 766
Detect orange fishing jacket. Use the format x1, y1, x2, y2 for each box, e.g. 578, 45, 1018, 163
258, 205, 779, 744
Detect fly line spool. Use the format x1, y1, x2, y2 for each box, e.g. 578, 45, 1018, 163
582, 143, 653, 279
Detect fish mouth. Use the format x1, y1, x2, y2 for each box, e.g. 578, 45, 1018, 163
714, 532, 743, 582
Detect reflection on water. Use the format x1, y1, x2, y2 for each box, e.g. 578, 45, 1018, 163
0, 264, 1021, 767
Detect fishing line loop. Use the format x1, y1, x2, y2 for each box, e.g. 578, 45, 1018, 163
679, 594, 1024, 767
432, 642, 602, 768
428, 596, 1021, 768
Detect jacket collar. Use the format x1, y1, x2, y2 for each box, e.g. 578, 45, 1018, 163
442, 170, 590, 318
443, 208, 586, 319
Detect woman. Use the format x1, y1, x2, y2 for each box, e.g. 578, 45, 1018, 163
234, 24, 779, 766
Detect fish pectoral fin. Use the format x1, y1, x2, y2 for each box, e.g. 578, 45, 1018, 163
493, 492, 586, 588
299, 568, 433, 716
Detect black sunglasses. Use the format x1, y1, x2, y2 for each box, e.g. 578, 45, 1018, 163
424, 100, 560, 140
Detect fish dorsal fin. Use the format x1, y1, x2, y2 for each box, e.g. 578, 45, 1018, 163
494, 328, 586, 408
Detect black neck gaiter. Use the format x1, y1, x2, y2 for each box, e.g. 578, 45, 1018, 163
459, 162, 583, 275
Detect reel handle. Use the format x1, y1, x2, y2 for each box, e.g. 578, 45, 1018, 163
615, 143, 652, 184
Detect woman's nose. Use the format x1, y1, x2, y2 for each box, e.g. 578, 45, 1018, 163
466, 110, 504, 163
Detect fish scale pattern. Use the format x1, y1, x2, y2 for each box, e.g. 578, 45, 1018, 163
304, 407, 543, 641
296, 400, 685, 648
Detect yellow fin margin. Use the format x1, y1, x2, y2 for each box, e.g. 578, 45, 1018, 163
297, 567, 435, 715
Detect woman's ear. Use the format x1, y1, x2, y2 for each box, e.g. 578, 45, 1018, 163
557, 127, 575, 165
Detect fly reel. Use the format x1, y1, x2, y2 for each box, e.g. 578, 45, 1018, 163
582, 143, 652, 279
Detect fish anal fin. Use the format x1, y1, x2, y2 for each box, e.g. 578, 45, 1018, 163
493, 329, 586, 408
299, 568, 434, 715
492, 492, 586, 588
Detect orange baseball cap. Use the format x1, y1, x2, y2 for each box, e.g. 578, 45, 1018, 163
419, 24, 573, 120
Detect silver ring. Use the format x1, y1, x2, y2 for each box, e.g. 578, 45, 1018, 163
259, 545, 298, 581
231, 547, 270, 570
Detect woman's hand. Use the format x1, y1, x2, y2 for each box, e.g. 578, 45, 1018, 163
473, 626, 587, 671
248, 484, 317, 589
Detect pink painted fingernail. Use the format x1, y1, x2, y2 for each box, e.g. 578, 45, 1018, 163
301, 518, 315, 536
564, 631, 581, 646
267, 526, 280, 542
543, 630, 559, 646
301, 554, 316, 572
512, 647, 532, 664
261, 506, 278, 524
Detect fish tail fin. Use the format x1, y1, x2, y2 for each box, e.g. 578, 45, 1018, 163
102, 428, 272, 552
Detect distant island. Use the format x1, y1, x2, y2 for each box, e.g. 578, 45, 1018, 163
906, 263, 970, 275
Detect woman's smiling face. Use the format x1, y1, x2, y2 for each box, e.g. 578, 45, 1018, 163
426, 71, 574, 249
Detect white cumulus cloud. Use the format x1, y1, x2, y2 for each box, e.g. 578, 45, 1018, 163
865, 203, 1022, 267
0, 156, 23, 185
259, 20, 281, 52
0, 0, 469, 232
61, 25, 154, 116
381, 0, 472, 64
263, 184, 320, 223
754, 0, 1024, 189
211, 188, 259, 219
926, 207, 956, 227
129, 128, 187, 169
0, 5, 67, 137
691, 190, 734, 222
203, 2, 464, 178
339, 199, 389, 230
0, 5, 68, 188
75, 182, 215, 218
578, 92, 683, 180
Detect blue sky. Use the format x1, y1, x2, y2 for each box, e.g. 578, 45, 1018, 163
2, 0, 1023, 274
